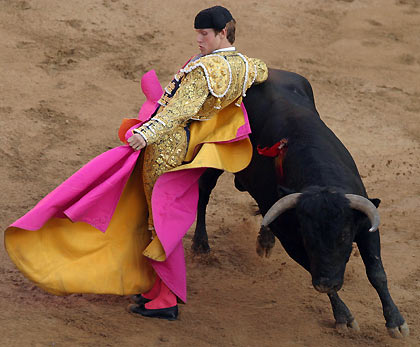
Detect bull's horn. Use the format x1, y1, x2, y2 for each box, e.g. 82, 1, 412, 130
261, 193, 302, 227
345, 194, 380, 232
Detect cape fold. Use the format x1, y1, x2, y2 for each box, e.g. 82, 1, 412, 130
4, 71, 252, 303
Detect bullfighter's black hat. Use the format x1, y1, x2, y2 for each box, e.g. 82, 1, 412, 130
194, 6, 234, 30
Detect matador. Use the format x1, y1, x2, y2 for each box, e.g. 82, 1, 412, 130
126, 6, 268, 320
3, 6, 268, 321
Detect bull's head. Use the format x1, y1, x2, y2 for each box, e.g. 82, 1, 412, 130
262, 187, 380, 293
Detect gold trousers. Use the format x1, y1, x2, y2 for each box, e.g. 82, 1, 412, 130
142, 126, 189, 232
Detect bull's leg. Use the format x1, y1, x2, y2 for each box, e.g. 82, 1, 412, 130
328, 292, 360, 332
256, 225, 276, 258
356, 229, 409, 338
277, 233, 359, 332
273, 223, 359, 332
274, 226, 360, 332
192, 168, 224, 254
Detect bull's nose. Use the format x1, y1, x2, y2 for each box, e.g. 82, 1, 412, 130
313, 283, 332, 293
312, 277, 341, 293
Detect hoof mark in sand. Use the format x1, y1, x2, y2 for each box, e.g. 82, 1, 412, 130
11, 1, 31, 10
396, 0, 420, 8
361, 40, 380, 47
366, 19, 382, 26
398, 53, 416, 65
40, 48, 79, 73
0, 106, 13, 114
136, 31, 160, 44
109, 59, 146, 81
59, 19, 85, 32
16, 41, 37, 49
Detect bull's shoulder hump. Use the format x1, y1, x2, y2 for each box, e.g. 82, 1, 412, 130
265, 68, 315, 104
268, 69, 311, 88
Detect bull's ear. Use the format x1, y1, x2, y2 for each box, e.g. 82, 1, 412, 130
277, 185, 296, 197
369, 198, 381, 208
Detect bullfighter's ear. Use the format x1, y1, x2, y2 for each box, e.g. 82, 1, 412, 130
277, 185, 296, 197
369, 198, 381, 208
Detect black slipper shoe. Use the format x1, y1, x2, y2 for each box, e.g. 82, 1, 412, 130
127, 304, 178, 321
130, 294, 152, 305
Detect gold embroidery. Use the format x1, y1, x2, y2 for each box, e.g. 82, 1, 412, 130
138, 51, 268, 235
174, 71, 185, 82
138, 67, 209, 144
138, 52, 267, 145
165, 81, 176, 94
158, 94, 173, 106
249, 57, 269, 84
235, 96, 243, 107
142, 127, 188, 231
182, 54, 231, 97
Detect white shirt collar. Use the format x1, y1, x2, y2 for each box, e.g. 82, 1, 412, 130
211, 47, 236, 53
192, 47, 236, 62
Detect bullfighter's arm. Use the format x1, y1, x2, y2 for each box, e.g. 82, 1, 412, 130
250, 58, 268, 84
134, 67, 209, 145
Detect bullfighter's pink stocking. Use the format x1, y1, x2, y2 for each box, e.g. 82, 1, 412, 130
142, 276, 161, 300
145, 280, 177, 309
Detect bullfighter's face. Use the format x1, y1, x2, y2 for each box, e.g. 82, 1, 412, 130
195, 28, 226, 55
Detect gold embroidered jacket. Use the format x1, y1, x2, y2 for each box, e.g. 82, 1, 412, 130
135, 51, 268, 145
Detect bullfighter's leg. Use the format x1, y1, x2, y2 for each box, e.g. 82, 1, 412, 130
142, 127, 189, 234
128, 127, 188, 320
355, 228, 409, 338
192, 168, 223, 254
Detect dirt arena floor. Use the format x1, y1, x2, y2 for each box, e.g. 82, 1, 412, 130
1, 0, 419, 346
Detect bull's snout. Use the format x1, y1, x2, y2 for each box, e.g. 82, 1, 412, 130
312, 277, 342, 293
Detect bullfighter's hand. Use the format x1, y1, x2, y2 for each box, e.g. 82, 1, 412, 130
128, 134, 147, 151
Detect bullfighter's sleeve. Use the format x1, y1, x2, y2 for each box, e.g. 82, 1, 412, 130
134, 67, 209, 145
250, 58, 268, 84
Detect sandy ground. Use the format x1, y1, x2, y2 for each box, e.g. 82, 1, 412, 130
1, 0, 419, 346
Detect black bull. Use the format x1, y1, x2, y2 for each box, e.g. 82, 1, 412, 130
192, 69, 409, 338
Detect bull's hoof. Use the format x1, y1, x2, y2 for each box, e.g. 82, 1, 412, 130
335, 319, 360, 333
256, 226, 275, 258
387, 321, 409, 339
191, 241, 211, 255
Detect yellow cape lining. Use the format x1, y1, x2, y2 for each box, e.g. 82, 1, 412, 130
4, 104, 253, 296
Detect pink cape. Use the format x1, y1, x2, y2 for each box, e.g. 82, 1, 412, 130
7, 70, 251, 303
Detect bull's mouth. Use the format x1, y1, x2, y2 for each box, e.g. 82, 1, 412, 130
313, 281, 343, 294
